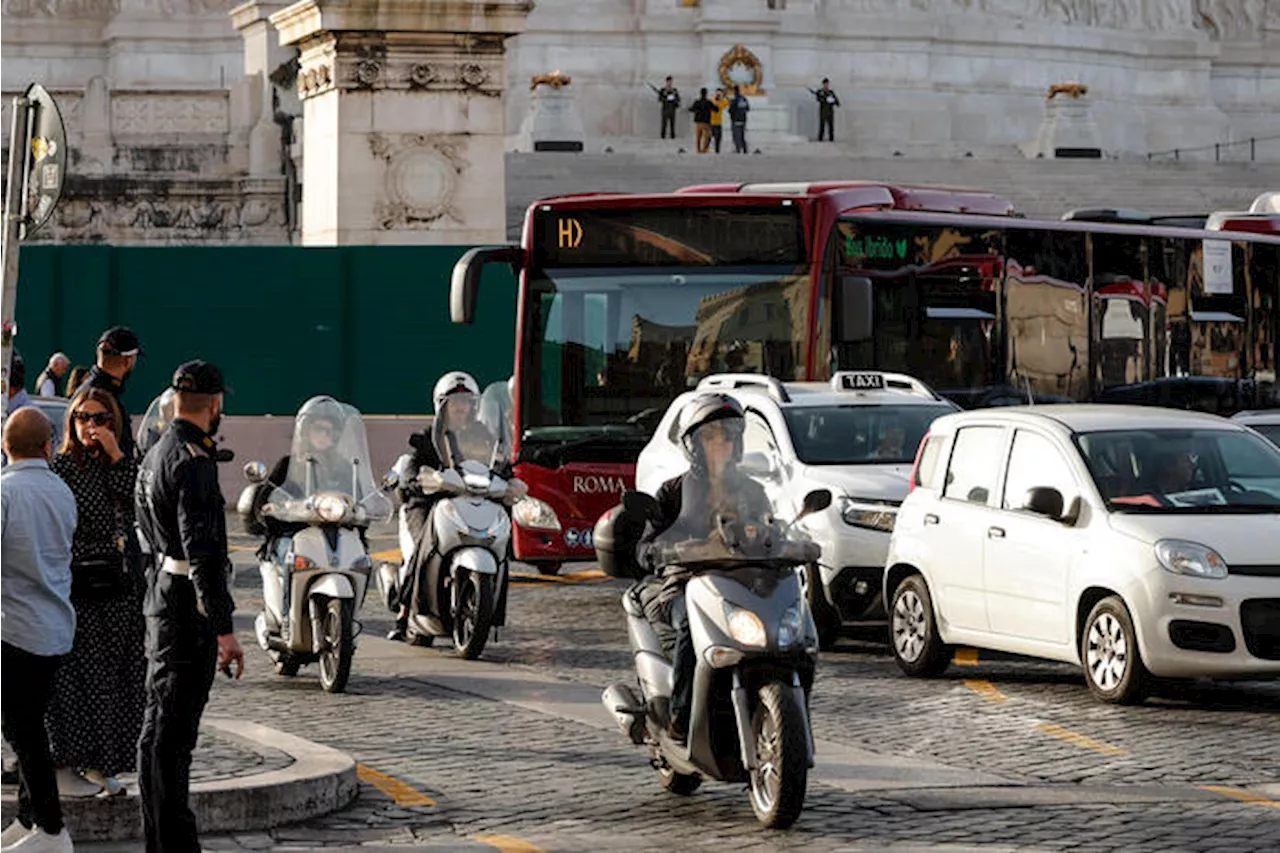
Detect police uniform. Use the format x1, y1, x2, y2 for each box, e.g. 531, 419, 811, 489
815, 83, 840, 142
78, 326, 145, 460
658, 83, 681, 139
134, 360, 235, 853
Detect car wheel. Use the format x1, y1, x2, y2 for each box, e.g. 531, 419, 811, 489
1081, 596, 1149, 705
889, 574, 950, 677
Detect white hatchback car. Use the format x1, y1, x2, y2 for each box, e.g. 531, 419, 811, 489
636, 371, 958, 648
885, 405, 1280, 704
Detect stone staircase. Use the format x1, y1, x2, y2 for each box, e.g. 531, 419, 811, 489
504, 147, 1279, 238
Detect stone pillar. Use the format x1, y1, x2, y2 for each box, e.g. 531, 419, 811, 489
514, 71, 586, 152
1022, 83, 1102, 159
232, 2, 295, 178
271, 0, 532, 246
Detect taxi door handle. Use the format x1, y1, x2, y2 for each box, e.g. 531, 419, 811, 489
924, 513, 939, 526
987, 526, 1006, 539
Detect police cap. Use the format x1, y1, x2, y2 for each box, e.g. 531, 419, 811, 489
171, 360, 226, 395
98, 326, 144, 356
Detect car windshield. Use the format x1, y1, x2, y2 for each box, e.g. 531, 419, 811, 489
780, 403, 955, 465
1075, 427, 1280, 513
1245, 423, 1280, 448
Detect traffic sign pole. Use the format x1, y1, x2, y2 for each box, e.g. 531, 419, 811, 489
1, 94, 32, 423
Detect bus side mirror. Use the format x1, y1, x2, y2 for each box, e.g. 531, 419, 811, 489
450, 245, 523, 325
840, 275, 874, 343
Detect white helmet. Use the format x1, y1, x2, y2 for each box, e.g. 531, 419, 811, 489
432, 371, 480, 412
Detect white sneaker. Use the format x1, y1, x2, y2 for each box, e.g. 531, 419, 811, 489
79, 770, 125, 798
1, 820, 33, 848
8, 827, 72, 853
53, 767, 100, 799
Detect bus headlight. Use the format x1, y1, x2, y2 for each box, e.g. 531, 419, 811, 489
512, 497, 561, 532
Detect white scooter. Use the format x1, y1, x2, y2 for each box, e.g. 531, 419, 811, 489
238, 397, 393, 693
378, 414, 525, 660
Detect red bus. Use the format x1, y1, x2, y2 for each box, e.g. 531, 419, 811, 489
452, 182, 1280, 570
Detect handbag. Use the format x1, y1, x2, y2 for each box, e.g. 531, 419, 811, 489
71, 555, 129, 600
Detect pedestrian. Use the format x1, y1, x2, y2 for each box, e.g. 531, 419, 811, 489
657, 76, 680, 139
689, 88, 714, 154
728, 85, 750, 154
78, 326, 144, 459
814, 77, 840, 142
47, 387, 145, 800
7, 352, 30, 413
35, 353, 70, 398
1, 406, 78, 853
134, 360, 243, 853
63, 366, 89, 399
710, 88, 729, 153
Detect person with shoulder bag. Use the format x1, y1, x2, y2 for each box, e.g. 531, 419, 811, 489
46, 387, 146, 799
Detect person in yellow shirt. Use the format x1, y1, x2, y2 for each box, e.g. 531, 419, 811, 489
710, 89, 730, 154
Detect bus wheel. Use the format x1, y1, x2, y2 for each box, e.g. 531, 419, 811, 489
535, 562, 562, 577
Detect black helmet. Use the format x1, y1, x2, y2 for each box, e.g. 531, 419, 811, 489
679, 392, 745, 468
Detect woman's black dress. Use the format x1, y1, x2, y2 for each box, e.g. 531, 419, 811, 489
47, 451, 145, 775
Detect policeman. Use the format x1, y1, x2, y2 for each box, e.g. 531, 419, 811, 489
134, 360, 243, 853
814, 77, 840, 142
657, 76, 681, 139
79, 326, 144, 459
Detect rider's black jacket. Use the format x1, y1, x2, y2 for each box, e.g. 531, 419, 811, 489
135, 418, 236, 637
397, 424, 513, 508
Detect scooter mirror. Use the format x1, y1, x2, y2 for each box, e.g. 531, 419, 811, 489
621, 490, 660, 522
244, 460, 267, 484
381, 469, 400, 491
797, 489, 833, 521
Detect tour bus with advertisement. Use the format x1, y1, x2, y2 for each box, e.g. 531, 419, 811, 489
451, 182, 1280, 571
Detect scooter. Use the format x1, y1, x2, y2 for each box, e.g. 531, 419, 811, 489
238, 397, 392, 693
594, 485, 831, 829
378, 430, 526, 660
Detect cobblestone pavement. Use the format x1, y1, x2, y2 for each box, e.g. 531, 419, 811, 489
84, 529, 1280, 852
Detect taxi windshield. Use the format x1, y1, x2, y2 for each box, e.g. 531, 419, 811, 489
781, 404, 954, 465
1076, 427, 1280, 513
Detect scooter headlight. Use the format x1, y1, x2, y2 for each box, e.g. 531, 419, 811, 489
725, 605, 767, 647
512, 497, 561, 532
313, 492, 349, 523
777, 605, 803, 648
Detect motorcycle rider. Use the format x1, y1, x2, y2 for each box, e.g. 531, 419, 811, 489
386, 372, 499, 641
637, 393, 770, 743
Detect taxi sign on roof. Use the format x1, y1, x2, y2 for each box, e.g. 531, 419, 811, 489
834, 372, 885, 391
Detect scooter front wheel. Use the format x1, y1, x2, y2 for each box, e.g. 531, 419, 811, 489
748, 680, 808, 829
318, 597, 355, 693
452, 570, 494, 660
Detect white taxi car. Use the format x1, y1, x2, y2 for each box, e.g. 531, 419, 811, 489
636, 371, 958, 648
885, 405, 1280, 704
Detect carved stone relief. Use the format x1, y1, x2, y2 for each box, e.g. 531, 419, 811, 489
295, 57, 505, 98
25, 187, 286, 244
112, 95, 228, 135
2, 0, 119, 15
367, 133, 466, 230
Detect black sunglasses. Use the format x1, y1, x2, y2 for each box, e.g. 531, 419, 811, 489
74, 411, 113, 426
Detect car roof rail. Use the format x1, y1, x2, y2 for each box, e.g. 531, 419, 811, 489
697, 373, 791, 403
830, 371, 944, 401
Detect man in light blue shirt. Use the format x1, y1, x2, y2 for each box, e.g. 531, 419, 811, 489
1, 406, 78, 853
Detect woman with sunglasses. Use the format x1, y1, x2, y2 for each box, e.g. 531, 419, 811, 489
47, 388, 145, 798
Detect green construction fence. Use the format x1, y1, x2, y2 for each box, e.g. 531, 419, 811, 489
13, 245, 517, 416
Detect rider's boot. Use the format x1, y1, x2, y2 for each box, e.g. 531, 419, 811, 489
386, 607, 409, 642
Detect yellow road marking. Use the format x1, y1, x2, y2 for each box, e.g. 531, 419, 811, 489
953, 648, 980, 666
1200, 785, 1280, 809
1035, 723, 1129, 756
371, 548, 401, 563
355, 764, 436, 807
963, 679, 1008, 704
475, 836, 547, 853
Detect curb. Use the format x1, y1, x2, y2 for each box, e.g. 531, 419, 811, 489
1, 717, 357, 842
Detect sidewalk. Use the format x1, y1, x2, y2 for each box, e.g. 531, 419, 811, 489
1, 718, 355, 842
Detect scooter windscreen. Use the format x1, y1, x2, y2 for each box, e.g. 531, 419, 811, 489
433, 389, 510, 471
135, 388, 176, 457
264, 395, 393, 526
646, 420, 819, 571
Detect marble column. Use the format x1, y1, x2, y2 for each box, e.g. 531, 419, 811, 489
271, 0, 532, 246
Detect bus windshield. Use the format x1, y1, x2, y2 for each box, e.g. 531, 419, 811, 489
521, 264, 812, 453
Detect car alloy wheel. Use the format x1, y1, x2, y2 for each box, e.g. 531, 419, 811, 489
892, 587, 928, 663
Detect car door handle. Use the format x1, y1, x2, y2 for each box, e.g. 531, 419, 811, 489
987, 526, 1006, 539
924, 513, 939, 526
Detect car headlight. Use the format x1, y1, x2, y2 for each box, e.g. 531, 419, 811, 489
841, 498, 898, 533
512, 497, 561, 531
1155, 539, 1228, 580
777, 605, 803, 648
725, 605, 767, 647
313, 492, 349, 523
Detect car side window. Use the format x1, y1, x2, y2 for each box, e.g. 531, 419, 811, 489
744, 411, 780, 460
942, 426, 1006, 505
915, 434, 946, 490
1002, 430, 1077, 510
